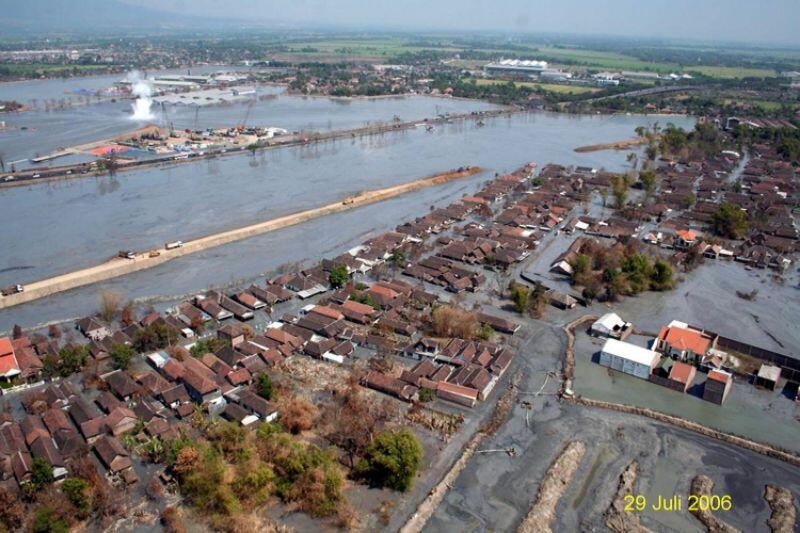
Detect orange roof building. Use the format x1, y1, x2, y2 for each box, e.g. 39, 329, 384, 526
668, 361, 697, 392
656, 321, 714, 362
0, 337, 21, 380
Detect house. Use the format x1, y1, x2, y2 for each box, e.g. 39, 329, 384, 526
195, 297, 233, 321
0, 337, 20, 382
11, 451, 33, 485
160, 384, 190, 409
30, 437, 67, 479
94, 435, 132, 474
182, 369, 222, 406
546, 289, 577, 309
591, 313, 632, 339
436, 381, 479, 407
675, 229, 698, 249
104, 370, 138, 401
75, 317, 110, 341
755, 364, 781, 391
218, 324, 245, 348
222, 402, 259, 426
104, 406, 138, 436
667, 361, 696, 393
703, 369, 733, 405
476, 313, 520, 334
598, 338, 659, 380
233, 390, 278, 422
362, 371, 417, 401
655, 320, 714, 364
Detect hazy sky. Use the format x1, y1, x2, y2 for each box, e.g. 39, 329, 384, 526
125, 0, 800, 45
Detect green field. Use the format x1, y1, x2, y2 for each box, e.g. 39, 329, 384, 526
472, 78, 600, 95
686, 65, 777, 78
276, 38, 781, 79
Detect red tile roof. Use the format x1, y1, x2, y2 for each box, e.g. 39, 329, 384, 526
0, 337, 20, 377
658, 325, 711, 355
668, 361, 696, 384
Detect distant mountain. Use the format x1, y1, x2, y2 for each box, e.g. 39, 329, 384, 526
0, 0, 248, 35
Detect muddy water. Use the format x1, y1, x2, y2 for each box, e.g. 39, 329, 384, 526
0, 111, 693, 329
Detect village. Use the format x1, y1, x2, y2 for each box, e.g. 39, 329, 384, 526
0, 113, 797, 530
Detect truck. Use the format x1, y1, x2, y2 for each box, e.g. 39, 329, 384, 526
165, 240, 184, 250
1, 285, 24, 296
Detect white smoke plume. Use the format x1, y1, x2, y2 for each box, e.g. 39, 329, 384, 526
126, 71, 155, 121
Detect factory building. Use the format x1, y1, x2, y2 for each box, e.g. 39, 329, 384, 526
599, 338, 659, 380
485, 59, 549, 74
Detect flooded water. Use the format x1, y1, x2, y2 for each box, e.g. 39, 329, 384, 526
0, 110, 694, 329
0, 86, 498, 167
0, 65, 243, 105
573, 330, 800, 452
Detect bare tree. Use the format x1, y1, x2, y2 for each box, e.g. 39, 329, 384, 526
98, 289, 122, 322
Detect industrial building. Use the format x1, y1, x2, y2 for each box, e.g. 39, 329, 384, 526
485, 59, 548, 74
598, 338, 659, 380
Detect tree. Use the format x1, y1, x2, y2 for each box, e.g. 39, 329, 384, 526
418, 388, 436, 403
30, 458, 54, 490
0, 488, 24, 530
508, 282, 530, 314
120, 302, 135, 326
355, 429, 423, 492
610, 174, 630, 209
710, 202, 748, 239
388, 249, 406, 266
98, 289, 122, 322
278, 396, 317, 434
62, 478, 91, 518
31, 506, 68, 533
109, 343, 135, 370
256, 373, 274, 401
328, 265, 348, 289
189, 337, 226, 358
638, 169, 657, 195
431, 305, 479, 339
133, 323, 176, 353
55, 345, 88, 377
626, 152, 638, 169
649, 260, 675, 291
47, 325, 61, 339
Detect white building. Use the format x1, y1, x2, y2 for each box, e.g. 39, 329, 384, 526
591, 313, 632, 339
599, 338, 658, 380
485, 59, 548, 74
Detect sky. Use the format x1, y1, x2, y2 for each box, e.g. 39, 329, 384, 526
123, 0, 800, 46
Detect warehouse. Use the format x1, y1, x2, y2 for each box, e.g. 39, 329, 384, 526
590, 313, 632, 339
598, 338, 659, 380
485, 59, 548, 74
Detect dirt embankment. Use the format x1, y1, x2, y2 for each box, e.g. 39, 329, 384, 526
562, 315, 598, 392
689, 475, 741, 533
399, 372, 520, 533
573, 397, 800, 467
0, 166, 481, 310
516, 440, 587, 533
573, 138, 649, 153
764, 485, 797, 533
604, 461, 653, 533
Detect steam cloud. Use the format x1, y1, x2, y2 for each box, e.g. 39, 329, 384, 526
126, 71, 155, 121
